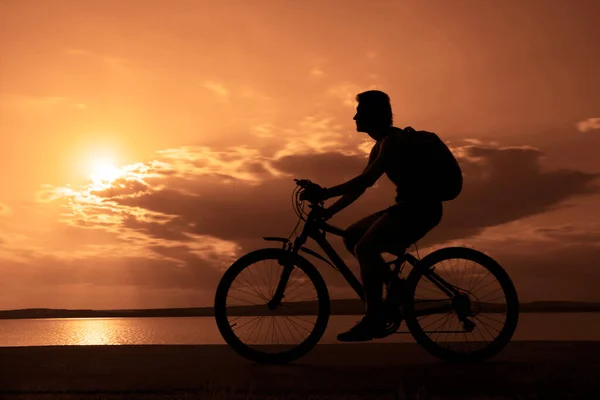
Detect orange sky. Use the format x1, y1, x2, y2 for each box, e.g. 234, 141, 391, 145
0, 0, 599, 309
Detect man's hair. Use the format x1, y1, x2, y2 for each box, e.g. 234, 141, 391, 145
355, 90, 393, 126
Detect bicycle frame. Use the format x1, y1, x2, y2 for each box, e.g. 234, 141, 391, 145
263, 205, 461, 315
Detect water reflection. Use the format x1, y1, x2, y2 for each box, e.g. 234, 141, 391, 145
0, 314, 599, 347
70, 318, 115, 345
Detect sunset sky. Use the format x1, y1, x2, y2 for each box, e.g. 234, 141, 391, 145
1, 0, 599, 310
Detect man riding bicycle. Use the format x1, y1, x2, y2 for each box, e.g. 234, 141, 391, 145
300, 90, 462, 342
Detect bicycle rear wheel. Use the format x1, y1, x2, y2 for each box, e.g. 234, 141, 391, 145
214, 248, 330, 364
403, 247, 519, 362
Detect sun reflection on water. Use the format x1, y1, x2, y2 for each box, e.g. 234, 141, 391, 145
70, 318, 119, 345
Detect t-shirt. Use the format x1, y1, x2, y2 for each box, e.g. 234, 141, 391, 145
372, 127, 450, 202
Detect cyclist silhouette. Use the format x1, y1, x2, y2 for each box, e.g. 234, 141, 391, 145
301, 90, 460, 341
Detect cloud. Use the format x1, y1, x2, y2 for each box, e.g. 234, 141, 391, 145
0, 250, 224, 309
421, 220, 600, 302
271, 115, 371, 158
311, 67, 325, 77
494, 242, 600, 302
0, 94, 90, 113
9, 129, 598, 308
416, 142, 600, 247
577, 118, 600, 132
273, 152, 366, 184
1, 95, 65, 109
41, 137, 600, 253
268, 140, 600, 248
535, 224, 600, 244
203, 81, 229, 99
49, 142, 598, 240
65, 48, 131, 74
327, 83, 363, 107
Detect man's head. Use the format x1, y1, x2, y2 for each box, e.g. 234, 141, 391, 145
353, 90, 393, 140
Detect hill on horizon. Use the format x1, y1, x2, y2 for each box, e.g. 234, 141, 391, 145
1, 300, 600, 320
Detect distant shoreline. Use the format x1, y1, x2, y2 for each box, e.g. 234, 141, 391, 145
1, 300, 600, 320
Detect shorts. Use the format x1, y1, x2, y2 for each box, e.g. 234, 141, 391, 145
343, 200, 443, 255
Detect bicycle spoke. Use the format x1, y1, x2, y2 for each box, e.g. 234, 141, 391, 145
406, 250, 517, 361
274, 317, 288, 345
233, 275, 269, 302
255, 262, 273, 301
220, 253, 323, 358
427, 313, 453, 341
237, 316, 263, 340
285, 315, 315, 334
229, 286, 267, 303
283, 316, 308, 340
233, 315, 261, 332
421, 312, 452, 331
473, 315, 501, 335
247, 265, 270, 301
478, 312, 506, 327
469, 270, 494, 294
281, 316, 300, 343
249, 316, 266, 344
477, 286, 503, 301
227, 295, 264, 307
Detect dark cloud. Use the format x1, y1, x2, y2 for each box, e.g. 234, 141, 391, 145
273, 152, 366, 184
90, 178, 150, 198
27, 137, 599, 307
494, 243, 600, 302
536, 225, 600, 244
3, 248, 223, 292
79, 141, 600, 258
117, 177, 299, 245
422, 144, 600, 247
122, 214, 194, 242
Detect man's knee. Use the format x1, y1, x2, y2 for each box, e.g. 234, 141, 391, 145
354, 239, 376, 259
343, 235, 357, 256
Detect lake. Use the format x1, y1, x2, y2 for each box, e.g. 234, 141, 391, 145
1, 313, 599, 347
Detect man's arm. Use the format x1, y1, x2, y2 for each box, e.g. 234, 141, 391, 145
323, 135, 396, 216
324, 185, 364, 217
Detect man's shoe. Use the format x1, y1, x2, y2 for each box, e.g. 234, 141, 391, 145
336, 315, 387, 342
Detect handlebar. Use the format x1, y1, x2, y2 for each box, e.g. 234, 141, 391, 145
292, 178, 346, 237
294, 178, 323, 206
294, 178, 312, 189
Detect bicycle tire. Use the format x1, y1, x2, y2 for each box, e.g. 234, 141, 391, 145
403, 247, 519, 362
214, 248, 330, 364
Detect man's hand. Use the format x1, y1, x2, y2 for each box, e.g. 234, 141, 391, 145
299, 182, 328, 203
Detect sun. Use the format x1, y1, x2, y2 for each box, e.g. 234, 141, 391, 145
89, 157, 122, 185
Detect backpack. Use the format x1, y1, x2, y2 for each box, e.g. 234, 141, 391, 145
401, 127, 463, 201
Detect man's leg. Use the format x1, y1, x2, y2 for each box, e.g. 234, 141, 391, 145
353, 210, 400, 323
337, 201, 443, 342
359, 201, 443, 321
337, 209, 405, 342
342, 210, 387, 256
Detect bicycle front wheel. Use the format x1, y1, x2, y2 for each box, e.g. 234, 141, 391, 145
403, 247, 519, 362
214, 248, 330, 364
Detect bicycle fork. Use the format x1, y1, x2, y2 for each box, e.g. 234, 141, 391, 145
268, 261, 294, 310
268, 235, 306, 310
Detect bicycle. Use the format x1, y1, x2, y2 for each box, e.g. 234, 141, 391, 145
214, 179, 519, 364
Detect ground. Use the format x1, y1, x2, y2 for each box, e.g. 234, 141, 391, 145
1, 342, 599, 399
